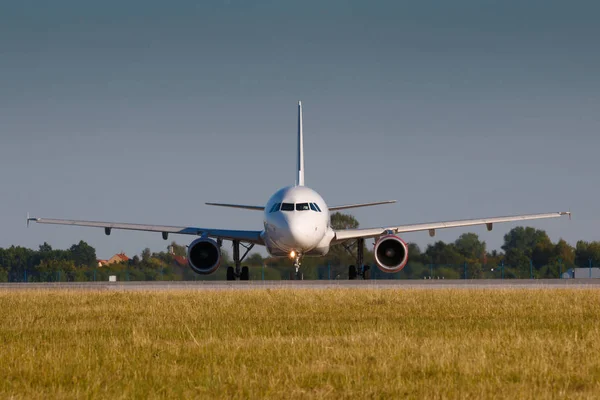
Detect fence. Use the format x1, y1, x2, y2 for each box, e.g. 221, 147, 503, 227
3, 259, 592, 282
315, 260, 579, 281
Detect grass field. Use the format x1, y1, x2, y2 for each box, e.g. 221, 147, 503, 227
1, 289, 599, 399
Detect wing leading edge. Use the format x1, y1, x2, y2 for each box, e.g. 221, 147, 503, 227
27, 217, 264, 245
333, 211, 571, 243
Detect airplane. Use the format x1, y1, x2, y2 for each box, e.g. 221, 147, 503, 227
28, 102, 571, 280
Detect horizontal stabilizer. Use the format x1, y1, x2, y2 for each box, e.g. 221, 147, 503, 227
205, 203, 265, 211
329, 200, 396, 212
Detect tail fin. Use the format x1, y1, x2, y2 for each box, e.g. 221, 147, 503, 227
296, 101, 305, 186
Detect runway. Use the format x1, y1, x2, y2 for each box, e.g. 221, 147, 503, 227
0, 279, 599, 290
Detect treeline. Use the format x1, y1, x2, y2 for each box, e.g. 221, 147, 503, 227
384, 228, 581, 280
0, 241, 201, 282
0, 214, 597, 281
300, 226, 593, 280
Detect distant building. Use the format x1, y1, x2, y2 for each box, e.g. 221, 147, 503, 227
563, 268, 600, 279
172, 255, 188, 267
167, 246, 188, 267
108, 253, 129, 265
97, 253, 130, 267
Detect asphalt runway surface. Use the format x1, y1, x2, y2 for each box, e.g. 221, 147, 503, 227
0, 279, 599, 290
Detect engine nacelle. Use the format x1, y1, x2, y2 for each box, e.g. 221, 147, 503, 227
374, 235, 409, 273
187, 238, 221, 275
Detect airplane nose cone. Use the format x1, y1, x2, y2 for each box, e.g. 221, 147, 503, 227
286, 219, 319, 250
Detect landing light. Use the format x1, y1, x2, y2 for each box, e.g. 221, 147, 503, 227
290, 251, 296, 259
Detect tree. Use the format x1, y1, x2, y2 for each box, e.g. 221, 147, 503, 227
141, 248, 152, 262
502, 227, 551, 255
39, 242, 53, 253
574, 241, 600, 268
425, 241, 463, 265
329, 213, 360, 264
169, 242, 186, 257
36, 259, 77, 282
454, 233, 486, 261
246, 253, 264, 265
330, 212, 359, 230
69, 241, 97, 267
407, 243, 424, 264
553, 239, 575, 266
502, 227, 551, 268
1, 246, 35, 281
531, 239, 554, 268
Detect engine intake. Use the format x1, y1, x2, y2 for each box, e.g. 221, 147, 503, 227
374, 235, 409, 273
187, 238, 221, 275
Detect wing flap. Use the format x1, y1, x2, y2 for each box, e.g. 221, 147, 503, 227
333, 212, 571, 243
28, 217, 264, 244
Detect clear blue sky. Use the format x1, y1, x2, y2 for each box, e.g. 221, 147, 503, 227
1, 0, 597, 258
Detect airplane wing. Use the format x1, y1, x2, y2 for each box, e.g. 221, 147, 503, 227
27, 217, 264, 245
332, 212, 571, 243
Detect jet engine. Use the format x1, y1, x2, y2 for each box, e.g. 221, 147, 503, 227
187, 238, 221, 275
374, 235, 409, 273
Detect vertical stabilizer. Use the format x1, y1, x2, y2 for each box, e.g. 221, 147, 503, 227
296, 101, 305, 186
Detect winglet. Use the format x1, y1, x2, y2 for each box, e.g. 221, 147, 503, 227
26, 213, 39, 228
296, 101, 305, 186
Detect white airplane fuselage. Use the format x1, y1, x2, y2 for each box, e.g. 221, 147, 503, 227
262, 186, 334, 257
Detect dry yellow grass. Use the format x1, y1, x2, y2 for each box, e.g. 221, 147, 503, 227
0, 288, 599, 399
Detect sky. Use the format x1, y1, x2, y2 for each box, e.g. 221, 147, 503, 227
1, 0, 598, 259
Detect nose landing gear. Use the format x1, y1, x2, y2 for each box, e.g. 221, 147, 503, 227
293, 253, 303, 280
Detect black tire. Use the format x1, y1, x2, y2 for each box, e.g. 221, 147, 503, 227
240, 266, 250, 281
226, 266, 235, 281
349, 265, 357, 280
363, 265, 371, 280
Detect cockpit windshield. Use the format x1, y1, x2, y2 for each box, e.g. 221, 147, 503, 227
281, 203, 295, 211
296, 203, 310, 211
275, 202, 322, 212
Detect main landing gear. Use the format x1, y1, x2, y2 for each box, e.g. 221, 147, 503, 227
226, 240, 254, 281
344, 238, 371, 280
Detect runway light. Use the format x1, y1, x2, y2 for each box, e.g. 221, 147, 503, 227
290, 251, 296, 259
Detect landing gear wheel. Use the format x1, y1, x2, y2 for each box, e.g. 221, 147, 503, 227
231, 240, 254, 282
226, 266, 235, 281
349, 265, 357, 280
343, 238, 366, 281
363, 265, 371, 280
240, 266, 250, 281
